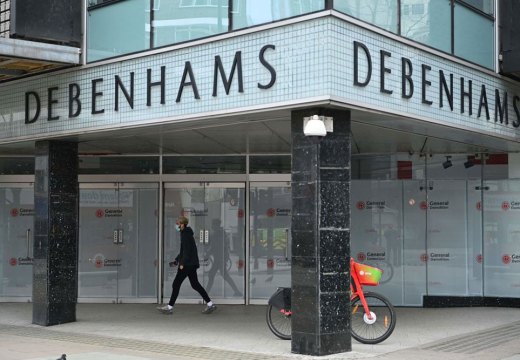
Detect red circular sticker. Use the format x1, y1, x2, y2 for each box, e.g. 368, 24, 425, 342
237, 209, 244, 218
10, 208, 19, 217
420, 201, 428, 210
476, 254, 483, 263
267, 259, 275, 269
9, 258, 17, 266
476, 201, 481, 211
502, 254, 511, 264
95, 256, 104, 268
237, 259, 244, 269
356, 252, 366, 262
420, 253, 429, 262
266, 208, 276, 217
356, 201, 366, 210
502, 202, 510, 211
95, 209, 104, 218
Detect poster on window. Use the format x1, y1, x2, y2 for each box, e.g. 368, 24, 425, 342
483, 180, 520, 297
351, 180, 403, 305
426, 180, 468, 296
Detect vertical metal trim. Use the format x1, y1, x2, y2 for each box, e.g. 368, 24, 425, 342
157, 152, 164, 304
424, 155, 429, 298
228, 0, 233, 31
451, 0, 455, 55
325, 0, 333, 10
397, 0, 401, 35
480, 153, 485, 296
82, 0, 87, 64
150, 0, 154, 50
245, 175, 250, 305
494, 0, 499, 73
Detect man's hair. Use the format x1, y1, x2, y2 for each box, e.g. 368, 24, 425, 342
177, 216, 189, 225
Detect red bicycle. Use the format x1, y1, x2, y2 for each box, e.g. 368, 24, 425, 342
266, 258, 396, 344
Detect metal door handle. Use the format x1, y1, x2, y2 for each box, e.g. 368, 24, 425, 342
26, 229, 31, 257
118, 229, 123, 244
200, 230, 204, 243
113, 230, 118, 244
205, 230, 209, 244
285, 229, 289, 260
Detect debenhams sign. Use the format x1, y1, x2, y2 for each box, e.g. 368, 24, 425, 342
21, 40, 520, 130
24, 45, 277, 124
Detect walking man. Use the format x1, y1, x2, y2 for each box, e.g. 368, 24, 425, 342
157, 216, 217, 315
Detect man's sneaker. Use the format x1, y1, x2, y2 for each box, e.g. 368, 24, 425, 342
156, 305, 173, 315
202, 304, 217, 314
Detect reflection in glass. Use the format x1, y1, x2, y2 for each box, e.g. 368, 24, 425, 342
334, 0, 398, 33
249, 184, 291, 300
87, 0, 150, 62
153, 0, 228, 47
0, 187, 34, 298
454, 3, 494, 68
459, 0, 494, 15
232, 0, 324, 30
163, 156, 246, 174
401, 0, 451, 53
78, 187, 158, 300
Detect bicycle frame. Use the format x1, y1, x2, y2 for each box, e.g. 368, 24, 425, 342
350, 258, 378, 320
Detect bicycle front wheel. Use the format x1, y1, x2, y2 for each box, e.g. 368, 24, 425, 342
351, 292, 396, 344
266, 305, 291, 340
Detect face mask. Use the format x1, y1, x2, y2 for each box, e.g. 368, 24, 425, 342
175, 225, 181, 232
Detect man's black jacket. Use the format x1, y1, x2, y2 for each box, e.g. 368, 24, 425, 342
175, 226, 200, 268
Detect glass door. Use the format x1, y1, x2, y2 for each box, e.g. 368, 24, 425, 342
249, 182, 292, 301
79, 183, 158, 303
163, 183, 245, 304
425, 180, 469, 296
0, 183, 34, 300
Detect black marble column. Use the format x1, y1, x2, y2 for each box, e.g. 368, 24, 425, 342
291, 108, 351, 355
33, 141, 79, 326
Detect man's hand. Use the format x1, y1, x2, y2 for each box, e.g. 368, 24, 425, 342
169, 260, 178, 267
179, 265, 184, 270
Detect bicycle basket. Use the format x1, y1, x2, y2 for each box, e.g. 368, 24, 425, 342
353, 262, 383, 286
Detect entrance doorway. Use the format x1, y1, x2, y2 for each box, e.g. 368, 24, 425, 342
163, 183, 245, 304
0, 183, 34, 300
78, 183, 158, 303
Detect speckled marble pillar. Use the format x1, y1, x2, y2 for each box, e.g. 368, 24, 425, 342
33, 141, 79, 326
291, 108, 351, 356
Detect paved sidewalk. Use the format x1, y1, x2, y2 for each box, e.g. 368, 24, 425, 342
0, 303, 519, 359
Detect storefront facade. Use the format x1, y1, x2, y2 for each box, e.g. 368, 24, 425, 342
1, 0, 520, 355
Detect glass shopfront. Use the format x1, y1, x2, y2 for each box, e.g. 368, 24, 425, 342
1, 151, 520, 305
351, 152, 520, 306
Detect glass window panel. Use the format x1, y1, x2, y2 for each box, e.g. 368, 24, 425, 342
0, 157, 34, 175
454, 4, 494, 69
163, 156, 246, 174
249, 156, 291, 174
87, 0, 150, 62
249, 184, 291, 299
153, 0, 228, 47
0, 187, 34, 298
334, 0, 398, 33
483, 180, 520, 298
79, 156, 159, 174
351, 180, 405, 305
458, 0, 494, 16
401, 0, 451, 53
232, 0, 324, 30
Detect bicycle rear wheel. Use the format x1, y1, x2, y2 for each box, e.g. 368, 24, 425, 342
266, 305, 291, 340
351, 292, 396, 344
